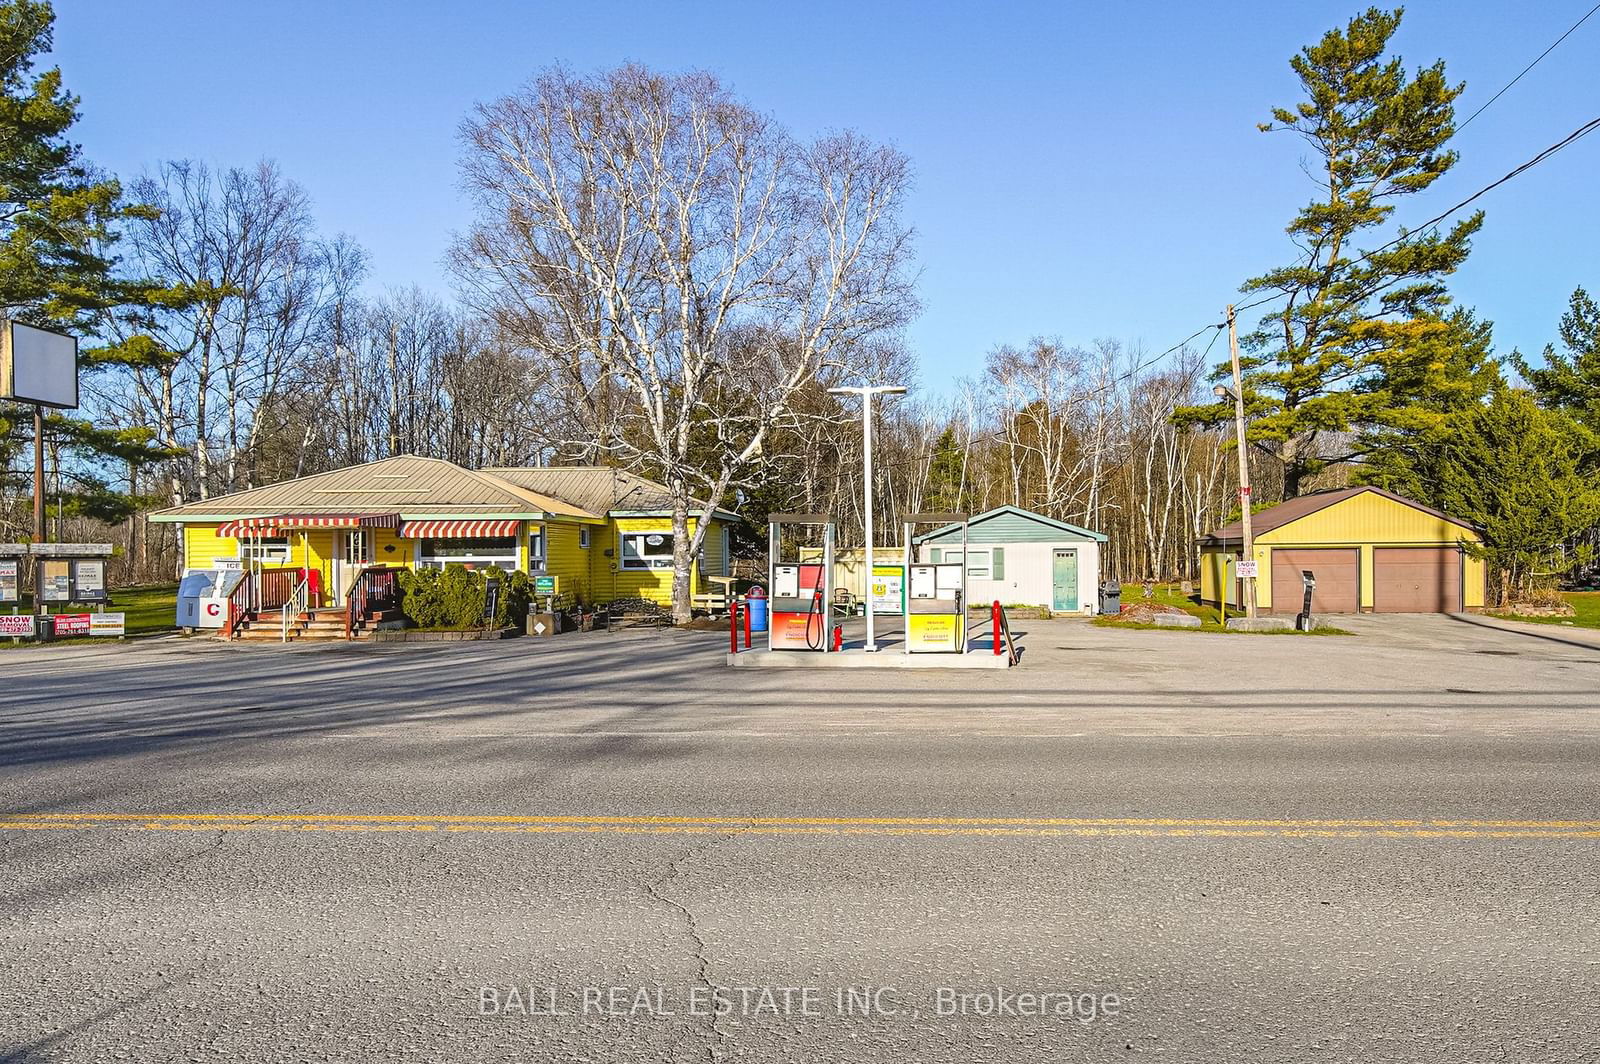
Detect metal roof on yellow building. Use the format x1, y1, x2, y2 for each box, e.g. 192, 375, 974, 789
149, 455, 598, 522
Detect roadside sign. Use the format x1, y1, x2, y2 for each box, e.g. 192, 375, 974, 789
0, 558, 17, 602
73, 559, 107, 601
89, 612, 126, 637
533, 575, 557, 595
51, 613, 93, 637
0, 614, 35, 637
1237, 560, 1258, 579
40, 559, 71, 602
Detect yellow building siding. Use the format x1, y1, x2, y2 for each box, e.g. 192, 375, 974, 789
1202, 491, 1485, 611
543, 521, 591, 603
182, 514, 729, 611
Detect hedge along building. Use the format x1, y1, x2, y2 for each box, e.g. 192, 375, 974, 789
1197, 486, 1486, 614
147, 456, 736, 610
912, 505, 1108, 614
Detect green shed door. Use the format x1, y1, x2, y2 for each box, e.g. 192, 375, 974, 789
1052, 549, 1078, 611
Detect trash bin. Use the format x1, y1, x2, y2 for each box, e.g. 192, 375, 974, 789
745, 586, 769, 632
1098, 581, 1121, 615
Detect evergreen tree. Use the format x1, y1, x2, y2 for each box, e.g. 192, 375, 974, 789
0, 0, 169, 530
1175, 8, 1481, 497
1513, 286, 1600, 436
923, 426, 966, 512
1357, 308, 1501, 503
1432, 388, 1600, 601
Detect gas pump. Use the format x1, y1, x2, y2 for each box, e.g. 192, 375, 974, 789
767, 514, 836, 652
903, 512, 969, 654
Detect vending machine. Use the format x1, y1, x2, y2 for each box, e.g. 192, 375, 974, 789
767, 515, 836, 652
903, 512, 970, 654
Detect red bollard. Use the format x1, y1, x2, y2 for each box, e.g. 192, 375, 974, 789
743, 599, 752, 649
730, 601, 741, 654
992, 600, 1003, 655
833, 624, 843, 652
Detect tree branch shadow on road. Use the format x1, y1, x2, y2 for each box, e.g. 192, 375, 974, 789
1447, 612, 1600, 654
0, 975, 192, 1063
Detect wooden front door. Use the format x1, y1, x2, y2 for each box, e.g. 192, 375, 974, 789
336, 529, 372, 602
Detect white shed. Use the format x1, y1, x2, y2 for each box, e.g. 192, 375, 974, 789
913, 505, 1108, 614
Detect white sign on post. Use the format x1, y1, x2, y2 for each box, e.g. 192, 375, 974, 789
1237, 560, 1259, 579
0, 614, 36, 638
89, 612, 126, 637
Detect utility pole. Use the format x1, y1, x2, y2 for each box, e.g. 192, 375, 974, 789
1223, 305, 1256, 620
33, 404, 45, 542
828, 385, 907, 651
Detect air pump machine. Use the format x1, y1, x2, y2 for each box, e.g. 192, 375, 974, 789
903, 512, 969, 654
767, 513, 836, 652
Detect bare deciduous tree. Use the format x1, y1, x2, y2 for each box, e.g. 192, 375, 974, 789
453, 65, 916, 621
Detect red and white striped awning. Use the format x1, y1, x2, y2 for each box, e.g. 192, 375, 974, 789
398, 519, 521, 539
217, 513, 401, 537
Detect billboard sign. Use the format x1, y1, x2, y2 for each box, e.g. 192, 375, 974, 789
0, 319, 78, 409
0, 614, 35, 638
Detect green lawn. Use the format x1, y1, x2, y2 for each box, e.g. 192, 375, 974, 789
6, 582, 178, 643
1095, 581, 1349, 636
1488, 591, 1600, 630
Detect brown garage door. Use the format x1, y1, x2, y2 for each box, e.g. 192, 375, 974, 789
1374, 547, 1461, 613
1270, 548, 1359, 613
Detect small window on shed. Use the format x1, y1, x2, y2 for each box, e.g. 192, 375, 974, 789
966, 550, 991, 578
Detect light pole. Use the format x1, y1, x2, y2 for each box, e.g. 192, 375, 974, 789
829, 384, 907, 651
1215, 303, 1255, 621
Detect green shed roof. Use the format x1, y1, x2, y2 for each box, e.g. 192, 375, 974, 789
913, 505, 1108, 545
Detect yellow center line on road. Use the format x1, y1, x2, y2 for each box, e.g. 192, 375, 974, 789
0, 812, 1596, 840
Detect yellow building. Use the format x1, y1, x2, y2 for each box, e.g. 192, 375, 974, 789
149, 456, 735, 613
1198, 487, 1486, 614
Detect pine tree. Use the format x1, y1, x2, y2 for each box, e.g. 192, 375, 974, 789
1175, 8, 1481, 497
1433, 388, 1600, 601
0, 0, 170, 530
1513, 286, 1600, 435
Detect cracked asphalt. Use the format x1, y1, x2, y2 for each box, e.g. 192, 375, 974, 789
3, 613, 1600, 1062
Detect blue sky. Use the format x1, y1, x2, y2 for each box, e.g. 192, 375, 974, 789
50, 1, 1600, 393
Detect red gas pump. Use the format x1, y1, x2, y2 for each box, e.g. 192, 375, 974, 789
767, 515, 836, 652
769, 563, 827, 650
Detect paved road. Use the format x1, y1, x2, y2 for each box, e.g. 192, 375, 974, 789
3, 616, 1599, 1062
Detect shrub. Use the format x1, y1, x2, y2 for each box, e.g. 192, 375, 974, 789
397, 565, 532, 629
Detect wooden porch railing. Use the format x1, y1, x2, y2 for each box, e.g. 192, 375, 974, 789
222, 570, 254, 638
257, 567, 300, 611
345, 566, 400, 640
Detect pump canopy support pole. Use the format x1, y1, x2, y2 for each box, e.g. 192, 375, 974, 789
828, 385, 906, 652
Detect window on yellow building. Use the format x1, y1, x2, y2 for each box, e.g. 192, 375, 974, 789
621, 532, 674, 569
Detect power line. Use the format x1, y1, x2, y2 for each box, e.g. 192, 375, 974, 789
807, 112, 1600, 491
1457, 1, 1600, 132
1227, 113, 1600, 325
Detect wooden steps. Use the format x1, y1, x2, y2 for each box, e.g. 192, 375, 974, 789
231, 607, 382, 643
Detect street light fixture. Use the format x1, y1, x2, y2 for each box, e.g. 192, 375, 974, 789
828, 384, 908, 652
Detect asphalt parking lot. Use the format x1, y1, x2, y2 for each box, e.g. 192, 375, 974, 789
4, 615, 1598, 1062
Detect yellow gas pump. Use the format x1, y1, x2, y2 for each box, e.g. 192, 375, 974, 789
902, 512, 969, 654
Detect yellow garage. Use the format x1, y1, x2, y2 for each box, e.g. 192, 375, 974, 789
1198, 487, 1486, 614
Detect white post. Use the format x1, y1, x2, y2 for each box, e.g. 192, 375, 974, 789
829, 384, 906, 653
862, 394, 877, 651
